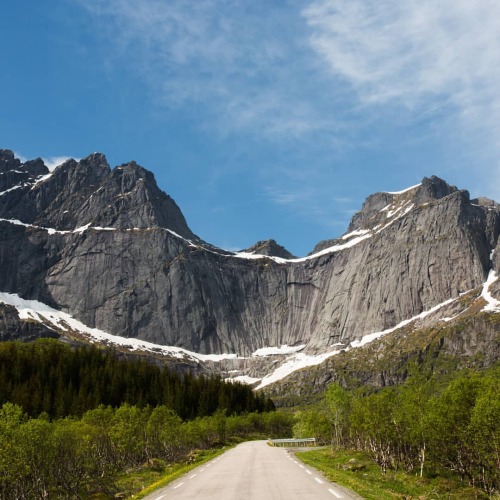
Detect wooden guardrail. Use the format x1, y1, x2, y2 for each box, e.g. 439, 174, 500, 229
268, 438, 316, 447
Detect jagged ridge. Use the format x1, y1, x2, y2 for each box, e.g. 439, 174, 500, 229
0, 150, 195, 239
1, 149, 500, 387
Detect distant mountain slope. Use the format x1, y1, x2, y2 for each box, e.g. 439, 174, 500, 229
1, 149, 499, 386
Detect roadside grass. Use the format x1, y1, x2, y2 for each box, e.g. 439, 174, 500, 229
87, 435, 268, 498
113, 446, 230, 499
295, 448, 496, 500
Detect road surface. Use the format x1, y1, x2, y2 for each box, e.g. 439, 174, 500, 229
144, 440, 362, 500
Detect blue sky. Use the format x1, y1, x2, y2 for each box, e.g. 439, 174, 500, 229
2, 0, 500, 256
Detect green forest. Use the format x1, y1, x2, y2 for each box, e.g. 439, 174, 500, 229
0, 340, 291, 498
293, 364, 500, 496
2, 339, 499, 498
0, 340, 274, 419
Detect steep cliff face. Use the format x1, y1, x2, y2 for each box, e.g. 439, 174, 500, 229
0, 150, 499, 370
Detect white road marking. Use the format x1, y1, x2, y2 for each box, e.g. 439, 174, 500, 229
173, 482, 184, 490
298, 464, 304, 468
305, 469, 312, 475
329, 488, 343, 498
189, 474, 197, 479
315, 477, 324, 484
155, 495, 166, 500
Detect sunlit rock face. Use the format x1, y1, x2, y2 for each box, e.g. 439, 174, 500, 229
0, 150, 499, 362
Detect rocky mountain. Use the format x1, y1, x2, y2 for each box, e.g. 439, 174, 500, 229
242, 239, 296, 259
1, 149, 499, 388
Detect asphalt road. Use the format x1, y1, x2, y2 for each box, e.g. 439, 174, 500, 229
144, 440, 362, 500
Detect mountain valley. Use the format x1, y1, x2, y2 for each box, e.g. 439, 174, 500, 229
1, 148, 499, 395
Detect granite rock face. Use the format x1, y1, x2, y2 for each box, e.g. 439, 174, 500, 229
0, 149, 499, 360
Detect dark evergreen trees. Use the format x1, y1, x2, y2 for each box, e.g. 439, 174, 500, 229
0, 339, 274, 419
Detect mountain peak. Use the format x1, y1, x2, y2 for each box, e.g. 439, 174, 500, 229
0, 149, 21, 173
243, 239, 296, 259
1, 151, 500, 390
413, 175, 460, 204
347, 176, 462, 232
0, 152, 196, 239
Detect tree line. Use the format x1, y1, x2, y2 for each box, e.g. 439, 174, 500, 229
0, 339, 274, 419
293, 364, 500, 495
0, 402, 293, 499
0, 339, 292, 498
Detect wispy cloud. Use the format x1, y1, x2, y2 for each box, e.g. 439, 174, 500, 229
13, 151, 27, 163
303, 0, 500, 134
15, 152, 73, 172
43, 156, 73, 171
75, 0, 500, 221
302, 0, 500, 202
78, 0, 333, 140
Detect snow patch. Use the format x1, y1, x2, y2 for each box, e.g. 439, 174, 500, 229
481, 270, 500, 312
373, 204, 414, 233
385, 183, 421, 195
31, 172, 53, 188
382, 200, 413, 219
0, 291, 242, 363
255, 350, 342, 389
349, 295, 460, 348
231, 191, 417, 264
0, 170, 23, 175
255, 291, 471, 389
341, 229, 370, 240
233, 232, 372, 264
0, 185, 22, 196
73, 223, 92, 233
0, 219, 120, 235
252, 344, 306, 356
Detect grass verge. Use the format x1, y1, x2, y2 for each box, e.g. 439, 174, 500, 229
113, 446, 231, 499
295, 448, 496, 499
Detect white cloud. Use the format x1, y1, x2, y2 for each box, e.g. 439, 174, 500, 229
14, 153, 73, 172
302, 0, 500, 128
301, 0, 500, 204
42, 156, 73, 171
13, 151, 27, 163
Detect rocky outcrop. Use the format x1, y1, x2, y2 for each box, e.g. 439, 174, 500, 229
243, 239, 295, 259
0, 150, 48, 194
0, 150, 499, 365
0, 304, 59, 342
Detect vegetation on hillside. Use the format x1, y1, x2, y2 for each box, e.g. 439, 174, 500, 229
268, 309, 500, 407
0, 340, 292, 498
293, 364, 500, 497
